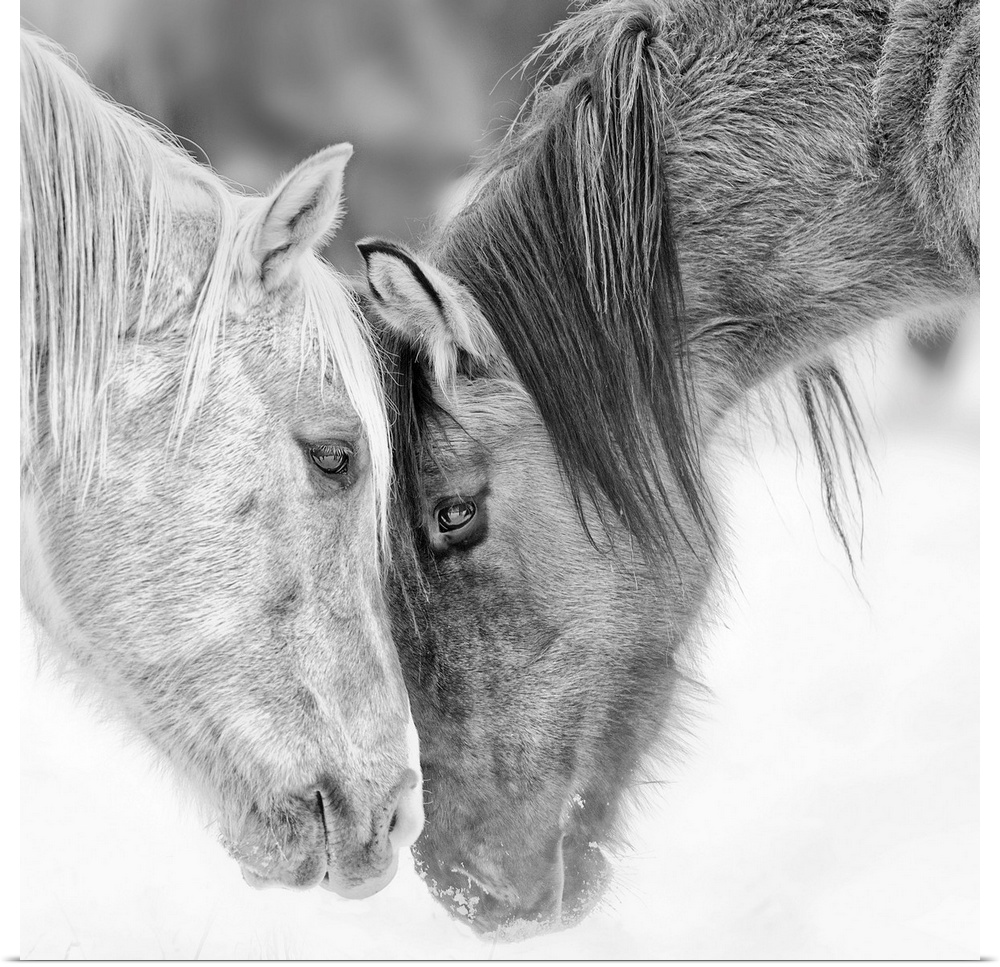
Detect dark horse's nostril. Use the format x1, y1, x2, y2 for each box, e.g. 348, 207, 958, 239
388, 810, 398, 834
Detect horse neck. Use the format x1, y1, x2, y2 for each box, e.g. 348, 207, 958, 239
664, 4, 975, 425
681, 176, 970, 424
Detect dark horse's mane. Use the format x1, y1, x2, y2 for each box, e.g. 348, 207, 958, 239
389, 0, 866, 564
435, 2, 711, 559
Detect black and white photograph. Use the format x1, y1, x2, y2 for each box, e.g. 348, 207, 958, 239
18, 0, 982, 959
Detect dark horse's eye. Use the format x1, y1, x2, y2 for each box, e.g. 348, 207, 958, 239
309, 447, 351, 475
436, 499, 476, 532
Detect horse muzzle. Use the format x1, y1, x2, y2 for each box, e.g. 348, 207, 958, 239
230, 767, 423, 897
412, 827, 611, 940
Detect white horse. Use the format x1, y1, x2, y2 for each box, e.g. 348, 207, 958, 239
20, 29, 422, 898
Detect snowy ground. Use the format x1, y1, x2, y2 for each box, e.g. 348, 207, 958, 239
20, 322, 978, 959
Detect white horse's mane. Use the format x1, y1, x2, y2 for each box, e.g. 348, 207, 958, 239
20, 29, 389, 533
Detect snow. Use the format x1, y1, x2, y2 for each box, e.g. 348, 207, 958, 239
20, 323, 978, 958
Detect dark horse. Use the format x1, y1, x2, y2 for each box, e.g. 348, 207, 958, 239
360, 0, 979, 940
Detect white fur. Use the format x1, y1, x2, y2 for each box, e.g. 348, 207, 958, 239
254, 143, 353, 290
21, 28, 416, 897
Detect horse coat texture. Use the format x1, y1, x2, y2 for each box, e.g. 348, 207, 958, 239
20, 27, 423, 898
362, 0, 979, 939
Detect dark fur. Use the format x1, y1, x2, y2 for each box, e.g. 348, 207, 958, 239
429, 0, 975, 559
369, 0, 978, 939
434, 12, 711, 558
873, 0, 979, 275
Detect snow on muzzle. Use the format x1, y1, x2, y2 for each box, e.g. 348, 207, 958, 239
413, 824, 611, 940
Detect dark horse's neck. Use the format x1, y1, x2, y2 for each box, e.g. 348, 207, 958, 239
435, 0, 977, 556
667, 2, 977, 414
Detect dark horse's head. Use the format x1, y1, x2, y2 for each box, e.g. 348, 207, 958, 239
361, 265, 713, 937
361, 0, 948, 941
358, 7, 716, 936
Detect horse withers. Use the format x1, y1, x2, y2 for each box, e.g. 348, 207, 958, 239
360, 0, 979, 939
20, 30, 422, 897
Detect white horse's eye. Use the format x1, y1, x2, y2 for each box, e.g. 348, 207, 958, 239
309, 447, 351, 475
437, 499, 476, 532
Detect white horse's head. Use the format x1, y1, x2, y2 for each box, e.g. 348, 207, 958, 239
20, 30, 422, 897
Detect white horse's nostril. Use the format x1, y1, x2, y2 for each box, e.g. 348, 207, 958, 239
389, 766, 425, 850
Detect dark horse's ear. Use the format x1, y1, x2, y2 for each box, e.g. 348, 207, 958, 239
358, 238, 497, 385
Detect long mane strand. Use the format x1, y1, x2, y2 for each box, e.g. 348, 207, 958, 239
436, 3, 713, 558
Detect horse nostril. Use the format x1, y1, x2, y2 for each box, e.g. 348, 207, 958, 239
387, 768, 424, 850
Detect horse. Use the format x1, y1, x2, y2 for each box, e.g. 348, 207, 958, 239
20, 28, 424, 899
358, 0, 979, 939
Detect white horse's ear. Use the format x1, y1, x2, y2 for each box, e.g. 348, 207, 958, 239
358, 238, 495, 385
254, 143, 352, 289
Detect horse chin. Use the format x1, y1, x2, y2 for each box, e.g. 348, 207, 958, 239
240, 852, 400, 899
320, 850, 400, 899
239, 851, 328, 892
412, 833, 611, 942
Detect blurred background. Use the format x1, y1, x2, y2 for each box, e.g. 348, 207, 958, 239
19, 1, 978, 959
21, 0, 571, 270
